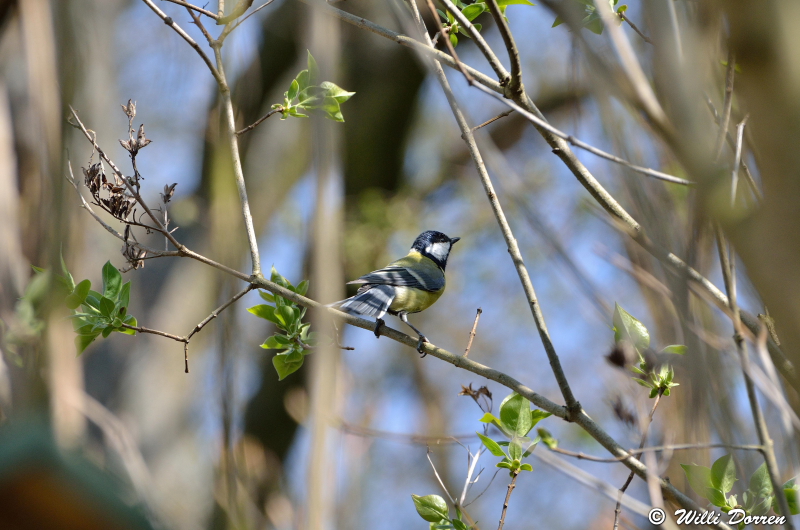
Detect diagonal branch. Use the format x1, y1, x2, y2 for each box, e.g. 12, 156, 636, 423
161, 0, 220, 20
439, 0, 509, 82
406, 0, 581, 418
484, 0, 523, 98
140, 0, 222, 85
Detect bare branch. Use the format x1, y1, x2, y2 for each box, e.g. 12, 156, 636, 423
714, 49, 736, 161
485, 0, 523, 97
439, 0, 509, 82
161, 0, 220, 20
236, 107, 283, 136
550, 442, 765, 463
471, 110, 513, 132
619, 12, 653, 45
139, 0, 223, 84
731, 115, 748, 205
496, 470, 519, 530
423, 0, 473, 84
463, 308, 482, 357
716, 228, 795, 529
187, 285, 255, 341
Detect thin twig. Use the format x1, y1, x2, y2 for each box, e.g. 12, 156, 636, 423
439, 0, 509, 82
407, 0, 581, 419
187, 285, 255, 341
236, 107, 283, 136
339, 422, 471, 444
139, 0, 222, 85
550, 442, 765, 463
469, 82, 692, 185
619, 13, 653, 45
426, 447, 456, 505
731, 115, 748, 206
228, 0, 275, 33
471, 110, 513, 132
485, 0, 523, 97
496, 471, 519, 530
715, 228, 795, 528
121, 323, 187, 343
161, 0, 220, 20
463, 308, 482, 357
714, 49, 736, 161
423, 0, 472, 85
613, 393, 663, 530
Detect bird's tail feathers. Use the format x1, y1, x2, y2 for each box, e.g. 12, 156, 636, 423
329, 284, 395, 319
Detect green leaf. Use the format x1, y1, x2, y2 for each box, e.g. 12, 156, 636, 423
295, 280, 309, 296
508, 439, 522, 460
781, 478, 799, 515
477, 432, 506, 457
500, 393, 533, 436
288, 79, 300, 101
497, 0, 535, 6
272, 350, 304, 380
705, 487, 728, 508
319, 81, 355, 104
711, 454, 737, 494
462, 3, 485, 21
530, 409, 551, 429
60, 253, 75, 293
119, 315, 137, 335
451, 519, 468, 530
101, 261, 122, 299
259, 290, 275, 303
248, 304, 279, 324
660, 344, 687, 355
537, 428, 558, 449
552, 15, 564, 27
102, 326, 113, 338
478, 412, 511, 437
75, 332, 100, 354
275, 305, 296, 329
261, 334, 291, 349
449, 32, 458, 47
295, 70, 310, 92
66, 279, 92, 310
307, 50, 319, 85
520, 463, 533, 472
99, 296, 116, 319
119, 281, 131, 309
411, 494, 449, 523
681, 464, 714, 499
613, 302, 650, 353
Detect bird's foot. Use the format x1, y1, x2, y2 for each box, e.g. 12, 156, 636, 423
374, 318, 385, 339
417, 335, 429, 357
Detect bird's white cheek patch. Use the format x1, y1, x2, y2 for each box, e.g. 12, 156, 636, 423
426, 242, 450, 261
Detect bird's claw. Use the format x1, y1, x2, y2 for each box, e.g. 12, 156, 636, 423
417, 335, 429, 357
374, 318, 385, 339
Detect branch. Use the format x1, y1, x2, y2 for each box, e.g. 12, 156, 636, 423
407, 0, 581, 418
139, 0, 223, 85
620, 13, 653, 45
714, 49, 735, 161
496, 470, 519, 530
730, 115, 748, 206
160, 0, 220, 20
439, 0, 509, 82
236, 106, 283, 136
423, 0, 473, 84
613, 393, 663, 530
463, 308, 482, 357
550, 442, 765, 463
485, 0, 523, 98
715, 229, 795, 528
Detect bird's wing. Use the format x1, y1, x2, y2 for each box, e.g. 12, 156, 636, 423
348, 255, 444, 292
334, 284, 395, 318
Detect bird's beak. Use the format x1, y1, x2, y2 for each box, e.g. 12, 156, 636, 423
450, 237, 461, 244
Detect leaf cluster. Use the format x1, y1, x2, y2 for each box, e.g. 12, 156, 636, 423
682, 454, 799, 527
67, 261, 138, 354
248, 267, 314, 380
551, 0, 627, 35
274, 51, 355, 122
476, 392, 551, 475
612, 302, 684, 398
436, 0, 535, 47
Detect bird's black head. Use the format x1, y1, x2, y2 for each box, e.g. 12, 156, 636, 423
410, 230, 461, 270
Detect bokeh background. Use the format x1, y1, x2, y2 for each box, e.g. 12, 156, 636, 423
0, 0, 798, 529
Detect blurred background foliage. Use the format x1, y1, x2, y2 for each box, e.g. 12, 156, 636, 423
0, 0, 798, 529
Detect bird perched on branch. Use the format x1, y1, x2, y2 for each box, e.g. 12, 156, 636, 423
332, 230, 460, 356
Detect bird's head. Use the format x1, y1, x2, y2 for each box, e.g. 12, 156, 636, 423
411, 230, 460, 270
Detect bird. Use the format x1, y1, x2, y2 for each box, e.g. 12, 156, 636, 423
332, 230, 460, 356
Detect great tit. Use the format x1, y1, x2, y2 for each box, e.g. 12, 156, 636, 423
333, 230, 460, 356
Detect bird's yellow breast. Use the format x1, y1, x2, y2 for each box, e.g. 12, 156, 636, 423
389, 285, 444, 314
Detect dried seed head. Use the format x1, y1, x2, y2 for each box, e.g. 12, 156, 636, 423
121, 99, 136, 119
136, 124, 152, 149
161, 183, 177, 204
82, 162, 105, 194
